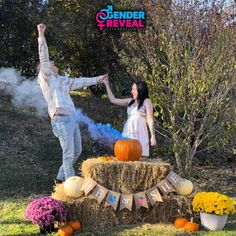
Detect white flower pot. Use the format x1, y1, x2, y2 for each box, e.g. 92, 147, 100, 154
200, 213, 228, 230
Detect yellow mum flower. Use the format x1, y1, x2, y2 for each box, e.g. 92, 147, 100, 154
192, 192, 235, 215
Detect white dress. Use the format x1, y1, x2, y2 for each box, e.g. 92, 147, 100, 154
122, 103, 149, 156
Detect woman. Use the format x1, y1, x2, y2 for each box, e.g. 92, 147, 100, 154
103, 78, 157, 157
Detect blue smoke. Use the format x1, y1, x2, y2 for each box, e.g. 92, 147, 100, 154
75, 109, 126, 148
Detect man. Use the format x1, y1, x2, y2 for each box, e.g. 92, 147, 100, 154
37, 23, 107, 182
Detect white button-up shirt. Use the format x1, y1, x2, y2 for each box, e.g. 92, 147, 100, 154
38, 37, 100, 118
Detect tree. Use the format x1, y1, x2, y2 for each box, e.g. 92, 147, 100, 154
0, 0, 129, 95
117, 0, 236, 176
0, 0, 40, 75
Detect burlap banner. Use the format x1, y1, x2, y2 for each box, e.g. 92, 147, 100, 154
106, 190, 121, 210
119, 194, 133, 211
157, 179, 175, 195
91, 184, 108, 204
145, 186, 163, 206
134, 192, 148, 209
81, 178, 97, 195
166, 171, 183, 187
80, 171, 184, 211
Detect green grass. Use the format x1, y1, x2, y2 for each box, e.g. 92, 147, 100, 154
0, 199, 235, 235
0, 198, 39, 235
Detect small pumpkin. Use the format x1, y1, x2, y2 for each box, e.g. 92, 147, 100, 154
97, 156, 114, 162
175, 179, 193, 196
114, 139, 142, 161
184, 222, 199, 232
58, 225, 73, 236
174, 217, 188, 228
68, 220, 81, 231
63, 176, 84, 198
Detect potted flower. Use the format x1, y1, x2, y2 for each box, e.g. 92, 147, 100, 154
24, 196, 67, 234
192, 192, 235, 230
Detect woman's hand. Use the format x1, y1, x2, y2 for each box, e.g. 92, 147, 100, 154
98, 74, 108, 83
150, 135, 157, 146
102, 74, 109, 84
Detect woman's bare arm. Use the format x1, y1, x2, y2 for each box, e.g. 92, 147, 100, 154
104, 80, 132, 106
144, 99, 157, 146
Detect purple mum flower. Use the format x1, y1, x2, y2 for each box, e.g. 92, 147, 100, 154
24, 196, 67, 227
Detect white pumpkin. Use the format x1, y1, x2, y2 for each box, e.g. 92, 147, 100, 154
64, 176, 84, 198
175, 179, 193, 196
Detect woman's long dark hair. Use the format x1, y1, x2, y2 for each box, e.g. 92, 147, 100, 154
128, 81, 149, 109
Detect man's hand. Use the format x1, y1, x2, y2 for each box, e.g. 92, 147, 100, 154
37, 23, 46, 37
99, 74, 108, 83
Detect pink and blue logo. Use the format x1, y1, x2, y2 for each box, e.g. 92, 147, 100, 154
96, 5, 145, 31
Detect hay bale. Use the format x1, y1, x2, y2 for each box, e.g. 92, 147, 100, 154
81, 158, 171, 193
52, 183, 67, 201
52, 158, 191, 230
61, 195, 191, 229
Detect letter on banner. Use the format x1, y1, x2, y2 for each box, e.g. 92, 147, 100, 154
166, 171, 182, 188
157, 179, 175, 195
119, 194, 133, 211
91, 184, 108, 204
146, 186, 163, 206
106, 191, 120, 210
81, 178, 97, 195
134, 192, 148, 209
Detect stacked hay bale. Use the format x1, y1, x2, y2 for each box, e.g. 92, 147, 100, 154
52, 158, 191, 229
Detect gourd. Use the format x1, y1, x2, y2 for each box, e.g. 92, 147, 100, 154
58, 225, 73, 236
184, 222, 199, 232
64, 176, 84, 198
97, 156, 114, 162
175, 179, 193, 196
114, 139, 142, 161
174, 217, 188, 228
68, 220, 81, 231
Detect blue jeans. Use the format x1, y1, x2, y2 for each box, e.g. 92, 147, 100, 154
51, 115, 82, 180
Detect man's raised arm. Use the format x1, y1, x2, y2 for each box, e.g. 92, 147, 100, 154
37, 23, 50, 77
67, 74, 108, 90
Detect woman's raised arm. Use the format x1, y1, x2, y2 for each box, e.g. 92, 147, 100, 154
103, 79, 131, 106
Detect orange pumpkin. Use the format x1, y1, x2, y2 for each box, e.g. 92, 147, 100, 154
58, 225, 73, 236
114, 139, 142, 161
184, 222, 199, 232
68, 220, 81, 231
174, 217, 188, 228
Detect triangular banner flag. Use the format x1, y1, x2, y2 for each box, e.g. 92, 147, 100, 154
145, 186, 163, 206
134, 192, 148, 209
119, 194, 133, 211
91, 184, 108, 204
81, 178, 97, 195
157, 179, 175, 195
106, 190, 121, 210
165, 171, 182, 188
